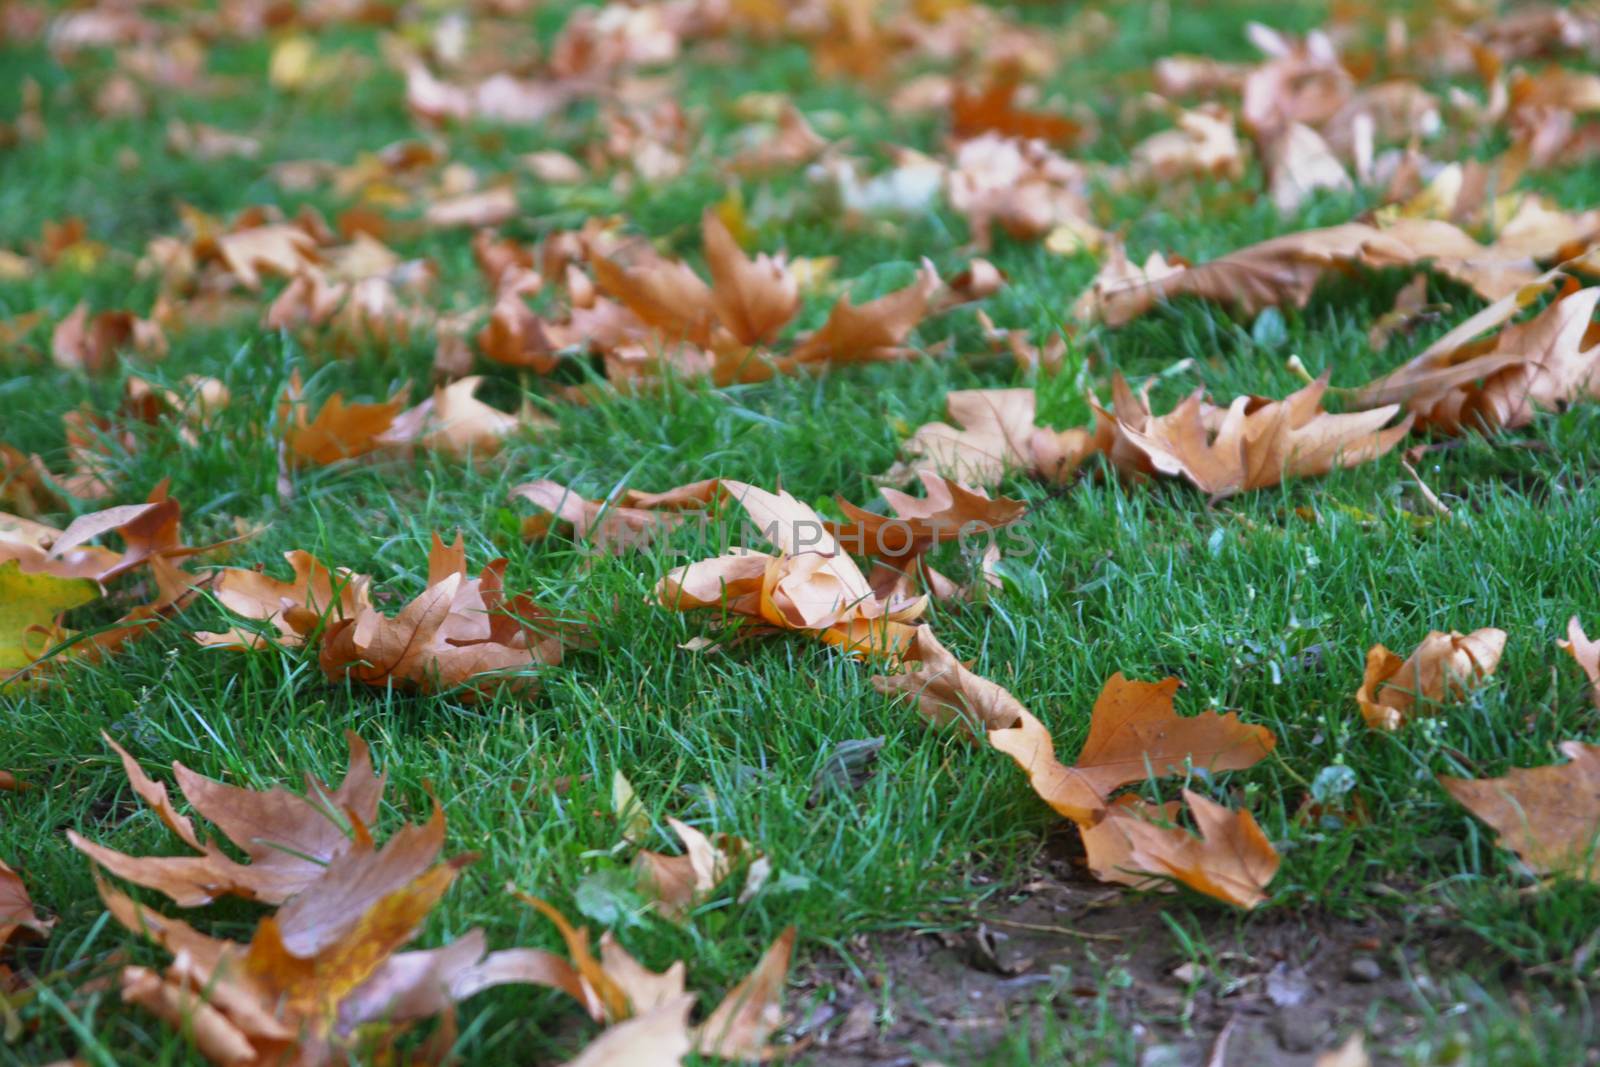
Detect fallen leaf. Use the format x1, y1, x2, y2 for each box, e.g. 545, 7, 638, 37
278, 373, 410, 467
1113, 789, 1281, 908
870, 626, 1028, 738
317, 533, 571, 695
633, 818, 765, 920
1105, 373, 1413, 498
1560, 617, 1600, 709
0, 856, 52, 953
67, 731, 438, 911
0, 560, 99, 672
1441, 741, 1600, 882
989, 672, 1276, 824
1356, 628, 1507, 730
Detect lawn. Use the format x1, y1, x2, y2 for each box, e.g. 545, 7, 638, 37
3, 1, 1600, 1064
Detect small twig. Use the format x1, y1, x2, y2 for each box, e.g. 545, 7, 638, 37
974, 915, 1124, 941
1206, 1013, 1239, 1067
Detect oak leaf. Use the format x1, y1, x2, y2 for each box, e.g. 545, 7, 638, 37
1355, 628, 1507, 731
1441, 741, 1600, 882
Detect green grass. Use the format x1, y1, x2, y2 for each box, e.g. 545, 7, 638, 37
5, 1, 1600, 1063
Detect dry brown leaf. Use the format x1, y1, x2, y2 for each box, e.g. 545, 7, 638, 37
702, 210, 800, 348
880, 388, 1044, 487
633, 818, 766, 921
195, 550, 371, 650
950, 81, 1084, 146
277, 372, 409, 467
509, 478, 713, 552
656, 482, 923, 659
870, 625, 1028, 738
788, 261, 940, 366
385, 376, 548, 459
565, 995, 695, 1067
318, 533, 570, 695
0, 856, 52, 954
518, 892, 795, 1056
215, 224, 321, 290
1366, 274, 1432, 351
1265, 122, 1352, 217
1560, 616, 1600, 709
67, 731, 438, 911
1073, 220, 1555, 328
99, 853, 549, 1067
1353, 279, 1600, 435
1105, 373, 1412, 498
1112, 788, 1281, 908
1125, 106, 1245, 185
1356, 628, 1507, 731
726, 104, 828, 176
1441, 741, 1600, 882
51, 302, 168, 375
989, 673, 1276, 825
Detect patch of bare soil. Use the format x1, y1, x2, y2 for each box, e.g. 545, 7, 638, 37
789, 855, 1484, 1066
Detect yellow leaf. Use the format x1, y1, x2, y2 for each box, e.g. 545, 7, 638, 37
0, 559, 98, 671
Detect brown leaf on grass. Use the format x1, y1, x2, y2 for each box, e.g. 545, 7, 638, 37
989, 673, 1276, 825
0, 857, 52, 953
384, 376, 549, 460
215, 224, 321, 290
99, 851, 544, 1067
870, 625, 1028, 738
946, 134, 1099, 251
1352, 278, 1600, 435
787, 261, 941, 366
51, 302, 168, 374
317, 533, 571, 695
422, 185, 519, 230
1072, 220, 1552, 328
565, 995, 695, 1067
1560, 617, 1600, 709
1356, 628, 1507, 731
195, 550, 371, 650
880, 388, 1044, 488
1111, 788, 1281, 909
703, 211, 800, 347
633, 818, 766, 921
2, 485, 219, 584
519, 893, 796, 1060
509, 479, 714, 552
1105, 373, 1413, 498
0, 444, 61, 516
950, 81, 1084, 146
1265, 123, 1352, 217
66, 731, 440, 910
277, 372, 409, 467
1125, 106, 1245, 185
1441, 741, 1600, 882
1367, 274, 1432, 351
656, 482, 924, 659
1314, 1033, 1370, 1067
726, 104, 828, 176
830, 472, 1025, 561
